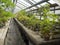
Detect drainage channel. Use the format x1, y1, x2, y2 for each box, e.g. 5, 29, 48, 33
4, 19, 26, 45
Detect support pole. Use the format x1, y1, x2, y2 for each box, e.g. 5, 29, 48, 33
54, 6, 55, 13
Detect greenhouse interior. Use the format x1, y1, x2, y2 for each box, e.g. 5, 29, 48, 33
0, 0, 60, 45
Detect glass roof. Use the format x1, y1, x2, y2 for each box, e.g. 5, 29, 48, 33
53, 0, 60, 6
14, 0, 58, 13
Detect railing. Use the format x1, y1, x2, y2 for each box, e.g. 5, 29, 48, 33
13, 18, 60, 45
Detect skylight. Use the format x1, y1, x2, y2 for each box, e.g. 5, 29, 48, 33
48, 0, 56, 4
14, 0, 59, 13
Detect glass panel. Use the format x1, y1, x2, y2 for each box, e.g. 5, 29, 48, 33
33, 0, 42, 3
16, 3, 25, 9
14, 0, 60, 13
48, 0, 56, 4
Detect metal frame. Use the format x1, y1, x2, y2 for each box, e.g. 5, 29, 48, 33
16, 0, 49, 10
15, 0, 60, 14
25, 0, 49, 10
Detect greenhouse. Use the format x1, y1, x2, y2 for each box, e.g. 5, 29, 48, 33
0, 0, 60, 45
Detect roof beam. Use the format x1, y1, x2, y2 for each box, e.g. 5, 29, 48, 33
18, 1, 29, 7
17, 2, 27, 7
51, 8, 60, 11
16, 5, 23, 9
24, 0, 38, 9
24, 0, 33, 5
28, 0, 40, 8
24, 0, 49, 10
27, 3, 59, 12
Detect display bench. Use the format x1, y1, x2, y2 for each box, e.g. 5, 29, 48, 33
14, 18, 60, 45
0, 20, 10, 45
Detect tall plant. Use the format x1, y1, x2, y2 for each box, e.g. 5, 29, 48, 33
40, 4, 58, 40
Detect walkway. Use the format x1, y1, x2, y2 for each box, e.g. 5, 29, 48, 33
4, 19, 25, 45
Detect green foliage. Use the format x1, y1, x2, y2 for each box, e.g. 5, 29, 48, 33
0, 10, 14, 22
0, 0, 15, 28
0, 0, 15, 8
17, 10, 41, 31
16, 4, 59, 40
39, 4, 59, 40
16, 10, 27, 16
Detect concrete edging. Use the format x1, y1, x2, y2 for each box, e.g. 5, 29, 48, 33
14, 18, 60, 45
0, 20, 10, 45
